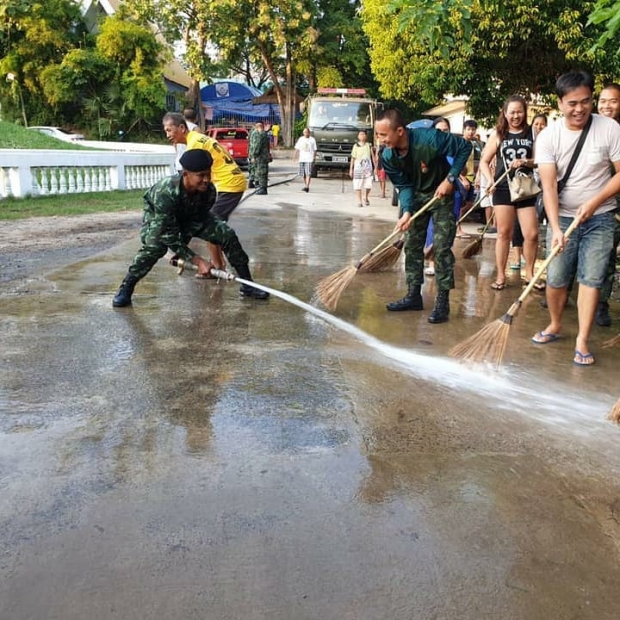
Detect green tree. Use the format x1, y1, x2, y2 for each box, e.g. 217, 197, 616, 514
0, 0, 87, 125
362, 0, 620, 124
588, 0, 620, 50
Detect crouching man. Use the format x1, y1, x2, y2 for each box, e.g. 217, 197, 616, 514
112, 149, 269, 307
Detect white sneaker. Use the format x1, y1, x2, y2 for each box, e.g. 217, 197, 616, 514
424, 266, 435, 276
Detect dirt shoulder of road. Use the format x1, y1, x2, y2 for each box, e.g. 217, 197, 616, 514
0, 211, 143, 286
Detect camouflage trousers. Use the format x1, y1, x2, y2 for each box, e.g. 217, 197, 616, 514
253, 160, 269, 189
404, 196, 456, 291
128, 213, 249, 280
600, 212, 620, 302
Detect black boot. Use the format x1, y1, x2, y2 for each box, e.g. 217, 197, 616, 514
235, 264, 269, 300
112, 274, 139, 307
239, 283, 269, 299
595, 300, 612, 327
248, 180, 256, 189
254, 187, 268, 195
386, 285, 423, 311
428, 290, 450, 324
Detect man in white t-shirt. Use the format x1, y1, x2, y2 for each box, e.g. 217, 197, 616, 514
293, 127, 317, 193
533, 71, 620, 365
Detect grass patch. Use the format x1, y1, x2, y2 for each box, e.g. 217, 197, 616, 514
0, 190, 144, 220
0, 120, 94, 150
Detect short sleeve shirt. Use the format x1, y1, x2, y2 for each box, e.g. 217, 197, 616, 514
535, 114, 620, 216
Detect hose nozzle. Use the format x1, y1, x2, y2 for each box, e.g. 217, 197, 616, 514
170, 258, 235, 281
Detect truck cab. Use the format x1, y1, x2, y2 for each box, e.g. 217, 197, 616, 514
306, 88, 382, 177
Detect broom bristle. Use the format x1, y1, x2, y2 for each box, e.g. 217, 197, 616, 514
314, 265, 358, 310
449, 318, 512, 366
461, 237, 482, 259
602, 333, 620, 349
358, 244, 402, 272
607, 397, 620, 424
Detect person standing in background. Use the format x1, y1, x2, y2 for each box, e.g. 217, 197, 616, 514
183, 108, 200, 132
293, 127, 317, 193
272, 123, 280, 148
479, 95, 539, 291
594, 82, 620, 326
349, 130, 374, 208
248, 122, 270, 195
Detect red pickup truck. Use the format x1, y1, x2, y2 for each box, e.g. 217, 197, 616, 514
205, 127, 249, 167
205, 127, 273, 167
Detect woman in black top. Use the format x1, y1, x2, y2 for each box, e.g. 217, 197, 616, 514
479, 95, 540, 290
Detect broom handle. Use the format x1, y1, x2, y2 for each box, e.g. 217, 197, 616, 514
477, 210, 496, 236
517, 217, 581, 302
357, 196, 439, 264
456, 168, 510, 225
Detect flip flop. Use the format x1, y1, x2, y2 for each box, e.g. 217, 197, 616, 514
531, 331, 560, 344
491, 281, 506, 290
524, 280, 546, 292
573, 350, 595, 366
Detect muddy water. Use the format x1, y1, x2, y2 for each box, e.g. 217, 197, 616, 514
1, 181, 620, 619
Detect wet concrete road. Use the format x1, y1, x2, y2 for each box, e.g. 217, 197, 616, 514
2, 160, 620, 619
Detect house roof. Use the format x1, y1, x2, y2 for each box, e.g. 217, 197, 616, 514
78, 0, 192, 90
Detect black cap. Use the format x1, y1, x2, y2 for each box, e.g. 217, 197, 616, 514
179, 149, 213, 172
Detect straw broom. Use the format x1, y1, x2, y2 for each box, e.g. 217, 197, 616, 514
602, 333, 620, 348
461, 211, 496, 259
454, 168, 510, 225
358, 170, 512, 274
358, 237, 404, 272
315, 196, 439, 310
450, 217, 581, 366
607, 398, 620, 424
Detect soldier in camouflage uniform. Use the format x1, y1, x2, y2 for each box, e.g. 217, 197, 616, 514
375, 109, 472, 323
248, 122, 270, 194
112, 149, 269, 307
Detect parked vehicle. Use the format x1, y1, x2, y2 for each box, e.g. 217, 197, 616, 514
28, 126, 85, 142
306, 88, 383, 177
205, 127, 249, 167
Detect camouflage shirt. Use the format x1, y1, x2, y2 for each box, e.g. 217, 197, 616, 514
249, 129, 270, 161
381, 128, 472, 214
141, 174, 217, 261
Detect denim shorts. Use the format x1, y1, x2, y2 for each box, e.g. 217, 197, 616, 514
546, 211, 616, 289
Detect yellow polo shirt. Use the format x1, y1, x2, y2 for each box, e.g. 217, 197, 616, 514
186, 131, 247, 193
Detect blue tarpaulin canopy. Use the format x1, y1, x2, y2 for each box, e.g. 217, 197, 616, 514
201, 81, 280, 124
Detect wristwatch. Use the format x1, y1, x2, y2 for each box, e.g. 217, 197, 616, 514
446, 174, 457, 184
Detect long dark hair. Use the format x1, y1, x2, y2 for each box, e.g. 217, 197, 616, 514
495, 95, 528, 141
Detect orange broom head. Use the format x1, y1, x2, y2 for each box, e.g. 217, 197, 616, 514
607, 398, 620, 424
358, 244, 403, 273
461, 237, 482, 259
449, 311, 515, 366
314, 264, 358, 311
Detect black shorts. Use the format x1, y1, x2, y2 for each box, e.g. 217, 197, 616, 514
212, 191, 244, 221
492, 188, 536, 209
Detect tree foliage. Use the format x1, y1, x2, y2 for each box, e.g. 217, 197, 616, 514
362, 0, 620, 124
0, 0, 168, 137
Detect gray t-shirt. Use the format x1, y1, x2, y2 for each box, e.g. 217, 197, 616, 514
535, 113, 620, 217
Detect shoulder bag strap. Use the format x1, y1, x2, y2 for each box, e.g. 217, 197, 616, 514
557, 115, 593, 193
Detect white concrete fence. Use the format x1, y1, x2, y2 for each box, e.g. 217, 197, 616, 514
0, 146, 177, 199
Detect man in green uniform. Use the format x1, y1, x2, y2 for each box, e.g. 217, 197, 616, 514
248, 121, 270, 194
112, 149, 269, 307
376, 109, 472, 323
